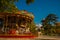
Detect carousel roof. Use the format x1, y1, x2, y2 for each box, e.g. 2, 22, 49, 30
16, 10, 34, 18
0, 10, 34, 18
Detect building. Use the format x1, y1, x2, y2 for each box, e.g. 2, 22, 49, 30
0, 10, 34, 36
55, 22, 60, 34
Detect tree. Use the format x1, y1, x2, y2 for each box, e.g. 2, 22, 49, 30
0, 0, 34, 12
41, 14, 58, 35
0, 0, 18, 12
46, 14, 58, 24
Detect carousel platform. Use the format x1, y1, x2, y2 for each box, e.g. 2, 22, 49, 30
0, 34, 37, 38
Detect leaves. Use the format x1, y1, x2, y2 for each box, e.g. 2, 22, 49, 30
0, 0, 18, 12
26, 0, 34, 4
41, 13, 58, 35
0, 0, 34, 12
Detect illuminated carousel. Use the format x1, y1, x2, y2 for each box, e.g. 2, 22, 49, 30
0, 10, 35, 38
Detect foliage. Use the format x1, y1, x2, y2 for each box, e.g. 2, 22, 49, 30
0, 0, 34, 12
26, 0, 34, 4
41, 14, 58, 36
0, 0, 18, 12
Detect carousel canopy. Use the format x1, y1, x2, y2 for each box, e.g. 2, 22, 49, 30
0, 10, 34, 19
16, 10, 34, 18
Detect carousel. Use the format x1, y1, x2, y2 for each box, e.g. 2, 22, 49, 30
0, 10, 35, 38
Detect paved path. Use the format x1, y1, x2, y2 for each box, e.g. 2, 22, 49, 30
35, 36, 60, 40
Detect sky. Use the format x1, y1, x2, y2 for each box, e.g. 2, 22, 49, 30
15, 0, 60, 24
